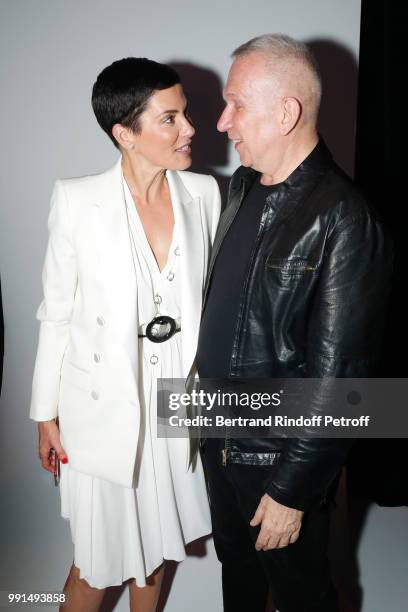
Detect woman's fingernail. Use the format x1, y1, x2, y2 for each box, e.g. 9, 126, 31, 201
61, 457, 68, 464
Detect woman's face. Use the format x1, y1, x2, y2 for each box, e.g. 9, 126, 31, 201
131, 84, 195, 171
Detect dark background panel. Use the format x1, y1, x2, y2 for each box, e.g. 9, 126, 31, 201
349, 0, 407, 507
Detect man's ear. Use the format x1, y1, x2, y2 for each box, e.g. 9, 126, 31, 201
280, 97, 302, 135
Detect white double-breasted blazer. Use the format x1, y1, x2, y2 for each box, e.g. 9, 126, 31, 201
30, 158, 221, 487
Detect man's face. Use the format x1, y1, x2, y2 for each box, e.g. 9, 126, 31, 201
217, 53, 282, 173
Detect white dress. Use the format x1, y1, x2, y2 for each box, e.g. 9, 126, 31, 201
59, 176, 211, 589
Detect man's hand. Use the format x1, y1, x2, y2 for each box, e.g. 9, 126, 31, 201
250, 493, 304, 551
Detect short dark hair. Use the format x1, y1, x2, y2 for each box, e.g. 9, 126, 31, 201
92, 57, 181, 148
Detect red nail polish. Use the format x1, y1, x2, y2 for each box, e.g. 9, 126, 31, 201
61, 457, 68, 464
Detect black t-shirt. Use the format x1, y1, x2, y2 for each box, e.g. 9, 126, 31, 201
197, 177, 277, 378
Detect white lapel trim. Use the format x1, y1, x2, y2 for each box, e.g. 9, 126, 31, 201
93, 162, 205, 380
166, 170, 205, 377
94, 158, 139, 379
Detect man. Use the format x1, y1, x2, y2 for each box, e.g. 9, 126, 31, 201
196, 34, 391, 612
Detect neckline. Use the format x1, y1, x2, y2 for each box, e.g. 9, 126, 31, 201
122, 174, 177, 276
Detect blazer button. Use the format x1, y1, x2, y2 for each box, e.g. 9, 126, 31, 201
150, 355, 159, 365
167, 272, 175, 281
96, 316, 105, 326
93, 353, 101, 363
91, 391, 99, 400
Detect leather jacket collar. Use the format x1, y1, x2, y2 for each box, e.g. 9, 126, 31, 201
229, 138, 334, 217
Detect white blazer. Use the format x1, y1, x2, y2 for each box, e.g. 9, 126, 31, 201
30, 158, 221, 487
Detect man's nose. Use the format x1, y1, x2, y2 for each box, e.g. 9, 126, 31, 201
217, 107, 231, 133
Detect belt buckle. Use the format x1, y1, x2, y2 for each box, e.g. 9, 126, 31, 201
145, 315, 177, 343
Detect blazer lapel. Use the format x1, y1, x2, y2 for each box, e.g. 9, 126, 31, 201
167, 170, 205, 377
94, 158, 139, 371
92, 163, 204, 380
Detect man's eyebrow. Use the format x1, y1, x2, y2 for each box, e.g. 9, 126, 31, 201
222, 91, 239, 100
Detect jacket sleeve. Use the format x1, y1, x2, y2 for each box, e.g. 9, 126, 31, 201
30, 180, 78, 421
265, 207, 393, 511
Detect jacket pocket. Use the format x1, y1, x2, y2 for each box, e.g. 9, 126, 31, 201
265, 256, 318, 289
265, 256, 318, 275
60, 360, 91, 392
229, 450, 281, 465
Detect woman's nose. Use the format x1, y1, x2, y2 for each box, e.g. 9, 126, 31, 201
182, 116, 195, 138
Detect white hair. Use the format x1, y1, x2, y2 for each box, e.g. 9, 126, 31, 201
232, 33, 322, 122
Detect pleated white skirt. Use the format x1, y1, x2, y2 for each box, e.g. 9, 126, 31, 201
59, 332, 211, 589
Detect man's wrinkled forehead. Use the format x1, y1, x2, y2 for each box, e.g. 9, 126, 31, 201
223, 54, 278, 100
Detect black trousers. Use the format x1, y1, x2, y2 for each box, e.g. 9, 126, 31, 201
202, 439, 339, 612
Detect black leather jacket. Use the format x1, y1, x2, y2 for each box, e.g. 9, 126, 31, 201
203, 140, 392, 511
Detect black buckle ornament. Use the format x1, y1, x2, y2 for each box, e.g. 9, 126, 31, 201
141, 315, 179, 343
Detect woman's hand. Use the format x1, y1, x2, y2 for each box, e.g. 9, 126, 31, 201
37, 419, 68, 473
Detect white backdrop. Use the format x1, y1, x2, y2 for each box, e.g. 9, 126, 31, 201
3, 2, 405, 612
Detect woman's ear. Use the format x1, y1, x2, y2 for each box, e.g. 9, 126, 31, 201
112, 124, 135, 150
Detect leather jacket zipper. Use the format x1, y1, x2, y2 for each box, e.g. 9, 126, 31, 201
222, 430, 230, 466
230, 203, 271, 372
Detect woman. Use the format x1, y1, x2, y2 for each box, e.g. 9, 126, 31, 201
30, 57, 220, 611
